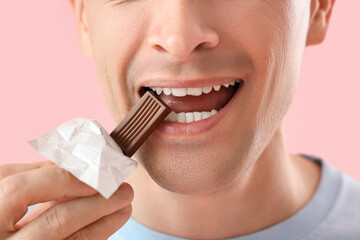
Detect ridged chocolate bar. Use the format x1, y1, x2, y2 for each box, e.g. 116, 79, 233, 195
110, 91, 171, 157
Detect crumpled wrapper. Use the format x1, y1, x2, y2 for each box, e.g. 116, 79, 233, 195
28, 118, 138, 199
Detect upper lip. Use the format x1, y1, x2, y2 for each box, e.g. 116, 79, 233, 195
136, 77, 244, 97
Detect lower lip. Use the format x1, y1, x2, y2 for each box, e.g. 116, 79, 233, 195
155, 83, 244, 136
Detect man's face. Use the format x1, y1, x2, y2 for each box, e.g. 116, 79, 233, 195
80, 0, 311, 193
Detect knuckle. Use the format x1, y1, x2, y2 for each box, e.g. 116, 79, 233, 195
0, 165, 11, 180
0, 175, 21, 198
44, 205, 70, 236
98, 216, 114, 231
94, 193, 106, 208
54, 167, 74, 184
40, 160, 54, 168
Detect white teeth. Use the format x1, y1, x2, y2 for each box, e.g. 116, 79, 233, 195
176, 112, 186, 123
150, 80, 241, 97
163, 88, 172, 96
201, 111, 211, 119
156, 88, 163, 95
211, 109, 218, 116
185, 112, 194, 123
202, 86, 212, 94
213, 85, 221, 91
165, 109, 220, 123
165, 111, 177, 121
194, 112, 202, 121
172, 88, 187, 97
187, 88, 203, 96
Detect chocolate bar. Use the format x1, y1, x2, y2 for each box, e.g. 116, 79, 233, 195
110, 91, 171, 157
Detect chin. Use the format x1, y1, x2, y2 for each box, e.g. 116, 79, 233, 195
135, 139, 252, 195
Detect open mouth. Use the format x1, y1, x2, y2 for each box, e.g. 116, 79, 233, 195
139, 79, 244, 123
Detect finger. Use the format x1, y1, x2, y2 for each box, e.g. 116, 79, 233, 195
66, 204, 132, 240
17, 201, 57, 228
0, 166, 96, 232
13, 183, 134, 240
17, 196, 77, 228
0, 161, 54, 180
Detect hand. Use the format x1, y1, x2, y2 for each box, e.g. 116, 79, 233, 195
0, 161, 133, 240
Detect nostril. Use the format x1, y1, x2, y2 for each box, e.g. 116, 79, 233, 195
195, 43, 204, 51
152, 44, 164, 51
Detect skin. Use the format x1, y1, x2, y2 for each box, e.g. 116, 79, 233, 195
0, 162, 134, 239
0, 0, 335, 239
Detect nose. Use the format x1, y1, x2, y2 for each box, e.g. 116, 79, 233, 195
147, 1, 220, 61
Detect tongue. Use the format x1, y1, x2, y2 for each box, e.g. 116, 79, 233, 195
157, 86, 238, 113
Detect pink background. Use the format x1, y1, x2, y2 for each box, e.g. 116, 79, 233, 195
0, 1, 359, 180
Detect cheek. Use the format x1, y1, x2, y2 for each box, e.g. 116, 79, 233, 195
216, 1, 308, 76
213, 1, 310, 157
225, 2, 308, 109
86, 3, 152, 121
